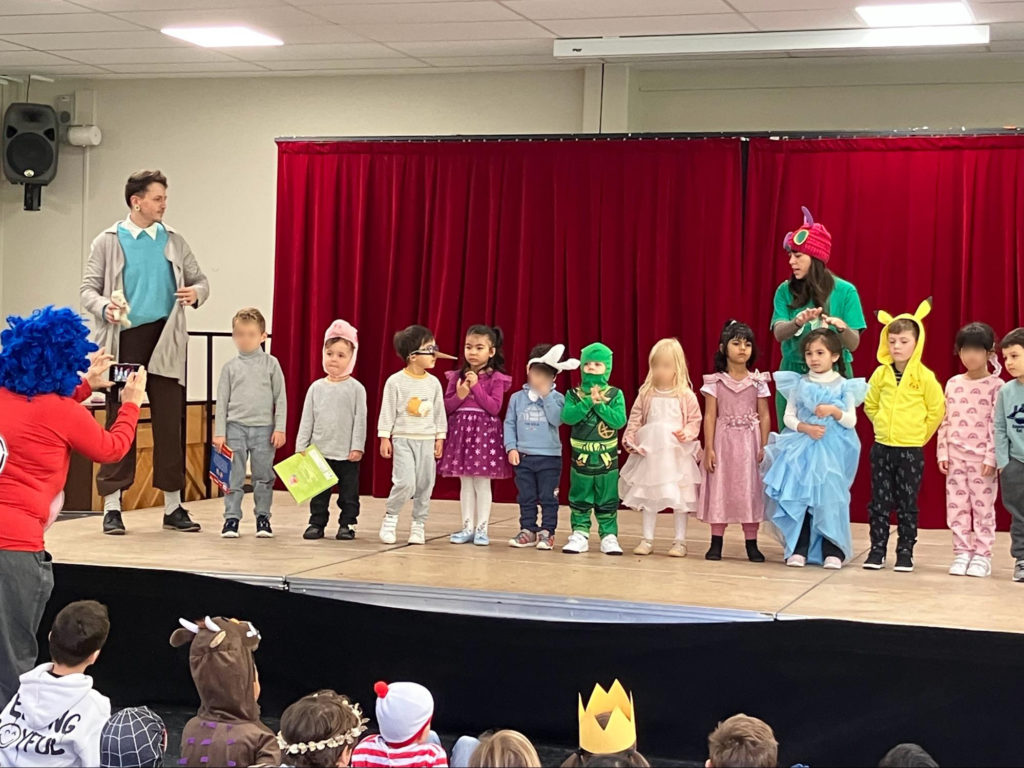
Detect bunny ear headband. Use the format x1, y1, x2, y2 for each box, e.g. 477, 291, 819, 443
527, 343, 580, 376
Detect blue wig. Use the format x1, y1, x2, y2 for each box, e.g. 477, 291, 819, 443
0, 306, 97, 398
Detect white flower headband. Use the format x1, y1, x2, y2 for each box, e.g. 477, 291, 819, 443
276, 699, 369, 755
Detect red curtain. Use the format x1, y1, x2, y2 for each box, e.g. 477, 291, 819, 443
745, 136, 1024, 528
272, 139, 745, 502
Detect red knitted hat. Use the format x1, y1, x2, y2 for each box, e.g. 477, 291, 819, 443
783, 206, 832, 264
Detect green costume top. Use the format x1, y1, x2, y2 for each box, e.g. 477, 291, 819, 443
771, 276, 866, 375
561, 343, 627, 476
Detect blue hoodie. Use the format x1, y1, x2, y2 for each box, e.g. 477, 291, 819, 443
503, 385, 565, 457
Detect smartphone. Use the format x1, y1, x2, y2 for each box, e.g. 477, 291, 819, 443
111, 363, 141, 385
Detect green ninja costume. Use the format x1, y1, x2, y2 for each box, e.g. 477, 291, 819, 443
561, 343, 627, 537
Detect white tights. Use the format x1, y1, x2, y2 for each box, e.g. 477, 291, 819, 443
641, 508, 689, 542
459, 476, 493, 534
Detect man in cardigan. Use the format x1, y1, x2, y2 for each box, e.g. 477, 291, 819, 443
81, 169, 210, 535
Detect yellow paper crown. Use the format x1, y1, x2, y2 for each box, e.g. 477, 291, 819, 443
578, 680, 637, 755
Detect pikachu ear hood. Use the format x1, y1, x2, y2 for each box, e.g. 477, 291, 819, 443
875, 297, 932, 365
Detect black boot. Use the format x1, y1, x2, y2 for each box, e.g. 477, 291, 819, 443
745, 539, 765, 563
705, 535, 723, 561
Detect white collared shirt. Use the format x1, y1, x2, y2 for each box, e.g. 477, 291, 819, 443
122, 215, 161, 240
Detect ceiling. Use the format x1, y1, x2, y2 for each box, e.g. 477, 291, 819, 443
1, 0, 1023, 78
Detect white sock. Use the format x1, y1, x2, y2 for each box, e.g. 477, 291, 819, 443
459, 477, 476, 531
103, 492, 121, 513
164, 490, 181, 515
673, 510, 689, 541
641, 508, 657, 541
472, 477, 492, 533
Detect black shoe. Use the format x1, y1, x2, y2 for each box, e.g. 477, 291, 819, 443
163, 506, 201, 532
303, 525, 325, 540
745, 539, 765, 563
255, 516, 274, 538
102, 510, 126, 535
863, 549, 886, 570
221, 518, 240, 539
705, 535, 723, 561
336, 526, 356, 540
894, 551, 914, 572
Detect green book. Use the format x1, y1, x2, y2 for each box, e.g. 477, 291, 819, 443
274, 445, 338, 504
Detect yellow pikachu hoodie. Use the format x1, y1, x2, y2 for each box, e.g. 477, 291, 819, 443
864, 298, 945, 447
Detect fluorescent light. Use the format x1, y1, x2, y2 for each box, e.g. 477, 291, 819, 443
553, 25, 988, 58
161, 26, 283, 47
856, 2, 973, 27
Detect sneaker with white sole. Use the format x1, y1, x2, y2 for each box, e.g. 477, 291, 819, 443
600, 534, 623, 556
473, 529, 490, 546
823, 556, 843, 570
255, 516, 274, 538
786, 554, 807, 567
668, 541, 687, 558
510, 530, 537, 548
863, 549, 886, 570
379, 514, 398, 544
450, 528, 474, 544
966, 555, 991, 578
221, 519, 240, 539
536, 530, 554, 550
1014, 559, 1024, 582
949, 553, 972, 576
633, 539, 654, 556
562, 531, 589, 554
408, 521, 426, 545
894, 551, 915, 572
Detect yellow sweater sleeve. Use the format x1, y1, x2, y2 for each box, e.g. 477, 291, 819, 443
922, 371, 946, 443
864, 367, 882, 424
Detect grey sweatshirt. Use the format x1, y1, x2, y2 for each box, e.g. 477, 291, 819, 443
295, 377, 368, 460
214, 349, 287, 435
377, 370, 447, 440
995, 379, 1024, 469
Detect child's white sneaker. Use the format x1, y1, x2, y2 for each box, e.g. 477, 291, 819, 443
600, 534, 624, 556
966, 555, 991, 578
949, 552, 971, 576
408, 521, 426, 545
633, 539, 654, 556
786, 554, 806, 567
667, 540, 687, 558
823, 556, 842, 570
379, 514, 398, 544
562, 531, 589, 554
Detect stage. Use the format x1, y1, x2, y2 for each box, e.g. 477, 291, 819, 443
47, 492, 1023, 634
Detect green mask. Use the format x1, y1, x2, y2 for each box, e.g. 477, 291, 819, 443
580, 343, 613, 389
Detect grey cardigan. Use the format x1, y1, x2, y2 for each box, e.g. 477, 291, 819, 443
80, 220, 210, 386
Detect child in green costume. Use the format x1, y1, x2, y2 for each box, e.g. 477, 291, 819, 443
561, 342, 628, 555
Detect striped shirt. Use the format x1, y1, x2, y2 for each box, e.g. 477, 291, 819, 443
351, 735, 448, 767
377, 370, 448, 441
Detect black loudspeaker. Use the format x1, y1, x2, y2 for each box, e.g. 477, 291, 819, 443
3, 102, 59, 210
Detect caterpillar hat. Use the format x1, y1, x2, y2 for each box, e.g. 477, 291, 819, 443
373, 681, 434, 745
783, 206, 832, 264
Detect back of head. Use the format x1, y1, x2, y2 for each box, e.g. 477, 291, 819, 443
0, 306, 97, 398
708, 714, 778, 768
279, 690, 369, 768
373, 680, 434, 745
878, 743, 939, 768
468, 730, 540, 768
50, 600, 110, 667
100, 707, 167, 768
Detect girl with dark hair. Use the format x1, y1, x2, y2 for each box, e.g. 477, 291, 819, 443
770, 206, 866, 426
698, 320, 772, 562
440, 325, 513, 546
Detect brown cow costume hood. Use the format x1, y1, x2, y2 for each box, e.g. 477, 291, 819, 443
170, 616, 280, 767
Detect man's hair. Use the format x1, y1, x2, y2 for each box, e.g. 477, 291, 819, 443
878, 743, 939, 768
49, 600, 110, 666
708, 714, 778, 768
125, 170, 167, 208
1001, 327, 1024, 350
887, 318, 920, 340
232, 307, 267, 334
393, 325, 434, 361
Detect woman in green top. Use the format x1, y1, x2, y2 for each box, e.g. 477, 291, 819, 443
770, 207, 866, 425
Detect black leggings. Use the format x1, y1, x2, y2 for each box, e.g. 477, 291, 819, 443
794, 511, 844, 561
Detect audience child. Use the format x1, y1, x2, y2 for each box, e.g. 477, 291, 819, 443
351, 681, 447, 767
277, 690, 369, 768
995, 327, 1024, 582
466, 730, 541, 768
100, 707, 167, 768
0, 600, 112, 768
706, 714, 778, 768
877, 743, 939, 767
562, 681, 648, 768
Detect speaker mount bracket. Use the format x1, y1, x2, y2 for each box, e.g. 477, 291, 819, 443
23, 183, 42, 212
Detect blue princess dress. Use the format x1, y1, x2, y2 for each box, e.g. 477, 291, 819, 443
760, 371, 867, 563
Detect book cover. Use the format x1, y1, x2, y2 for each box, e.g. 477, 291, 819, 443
274, 445, 338, 504
210, 443, 234, 494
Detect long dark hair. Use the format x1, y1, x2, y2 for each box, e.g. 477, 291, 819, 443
788, 257, 835, 311
714, 319, 758, 372
460, 324, 506, 376
802, 328, 846, 376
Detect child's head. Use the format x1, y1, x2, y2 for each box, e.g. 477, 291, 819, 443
231, 307, 267, 354
954, 322, 995, 373
323, 319, 359, 379
802, 328, 843, 375
1001, 328, 1024, 380
714, 320, 758, 373
100, 707, 167, 768
706, 714, 778, 768
886, 318, 920, 366
580, 343, 614, 389
640, 338, 690, 395
49, 600, 110, 669
468, 730, 541, 768
394, 325, 438, 369
877, 743, 938, 768
527, 343, 558, 391
462, 325, 506, 375
372, 681, 434, 747
279, 690, 369, 768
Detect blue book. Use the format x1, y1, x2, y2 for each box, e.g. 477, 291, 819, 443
210, 444, 233, 494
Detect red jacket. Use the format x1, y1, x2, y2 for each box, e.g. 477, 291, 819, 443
0, 383, 139, 551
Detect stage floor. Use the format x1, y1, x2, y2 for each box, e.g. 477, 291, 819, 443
48, 492, 1023, 633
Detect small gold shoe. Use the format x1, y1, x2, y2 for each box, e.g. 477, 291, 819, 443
633, 539, 654, 556
668, 541, 688, 558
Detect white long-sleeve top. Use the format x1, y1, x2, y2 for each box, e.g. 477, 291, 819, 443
784, 370, 858, 432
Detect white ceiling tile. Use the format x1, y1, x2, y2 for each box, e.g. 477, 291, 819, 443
990, 38, 1024, 51
422, 54, 559, 66
387, 38, 553, 56
269, 25, 369, 43
65, 46, 237, 64
503, 0, 732, 20
0, 50, 77, 65
0, 30, 184, 49
0, 40, 28, 51
110, 6, 327, 30
10, 63, 111, 74
974, 3, 1024, 23
744, 8, 862, 31
348, 20, 552, 41
234, 42, 405, 60
259, 57, 428, 70
991, 21, 1024, 39
729, 0, 862, 9
0, 13, 143, 34
540, 14, 754, 36
100, 61, 269, 73
75, 0, 285, 10
305, 2, 521, 24
0, 0, 92, 14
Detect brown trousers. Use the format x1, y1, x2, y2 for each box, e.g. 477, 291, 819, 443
96, 320, 185, 496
